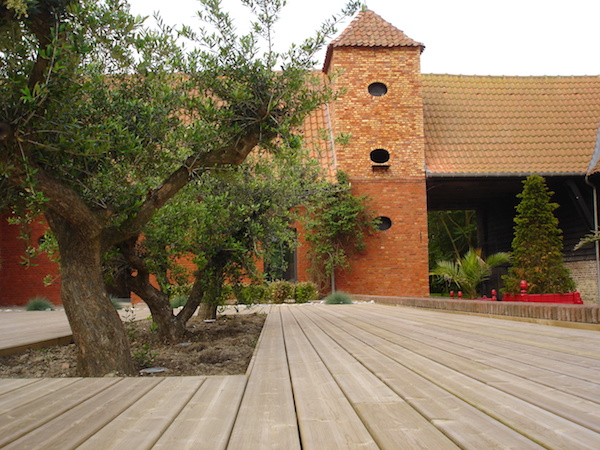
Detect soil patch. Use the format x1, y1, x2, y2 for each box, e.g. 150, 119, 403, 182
0, 313, 266, 378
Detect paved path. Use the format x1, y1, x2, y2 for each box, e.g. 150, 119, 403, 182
1, 303, 599, 449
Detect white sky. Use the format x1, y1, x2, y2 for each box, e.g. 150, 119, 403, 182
127, 0, 600, 76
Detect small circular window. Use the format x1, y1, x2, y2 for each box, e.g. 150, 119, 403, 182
376, 216, 392, 231
368, 82, 388, 96
370, 149, 390, 164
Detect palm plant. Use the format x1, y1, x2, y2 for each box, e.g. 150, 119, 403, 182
431, 249, 510, 299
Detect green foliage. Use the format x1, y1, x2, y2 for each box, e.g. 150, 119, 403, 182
428, 210, 477, 264
428, 210, 478, 293
431, 248, 510, 299
110, 296, 123, 310
304, 171, 378, 290
575, 231, 600, 250
294, 281, 318, 303
132, 343, 157, 368
25, 296, 54, 311
502, 175, 576, 294
269, 280, 294, 304
169, 295, 188, 309
234, 283, 269, 304
1, 0, 360, 368
324, 291, 353, 304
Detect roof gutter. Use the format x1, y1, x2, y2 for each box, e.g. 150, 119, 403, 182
426, 171, 587, 178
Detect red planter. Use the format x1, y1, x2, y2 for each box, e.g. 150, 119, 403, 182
502, 292, 583, 304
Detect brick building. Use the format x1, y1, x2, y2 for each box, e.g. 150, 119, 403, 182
2, 9, 600, 305
298, 10, 600, 302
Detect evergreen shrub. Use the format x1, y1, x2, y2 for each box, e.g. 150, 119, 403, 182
324, 291, 353, 304
294, 281, 318, 303
25, 297, 54, 311
502, 175, 576, 294
269, 280, 294, 303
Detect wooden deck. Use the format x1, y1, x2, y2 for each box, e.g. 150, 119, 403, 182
0, 306, 152, 356
1, 303, 599, 449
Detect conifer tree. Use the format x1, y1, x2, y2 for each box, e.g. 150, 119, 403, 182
503, 175, 575, 294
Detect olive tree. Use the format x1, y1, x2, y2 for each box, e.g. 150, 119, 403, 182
117, 147, 324, 342
0, 0, 359, 375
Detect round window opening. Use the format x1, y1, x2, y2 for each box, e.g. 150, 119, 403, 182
368, 82, 388, 97
370, 148, 390, 164
377, 216, 392, 231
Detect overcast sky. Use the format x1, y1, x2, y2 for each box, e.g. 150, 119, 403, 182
127, 0, 600, 76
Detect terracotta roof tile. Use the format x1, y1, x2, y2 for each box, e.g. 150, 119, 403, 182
423, 75, 600, 176
331, 10, 423, 49
301, 73, 336, 179
323, 10, 423, 72
302, 104, 335, 172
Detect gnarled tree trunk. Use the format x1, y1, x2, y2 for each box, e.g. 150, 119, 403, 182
47, 211, 135, 376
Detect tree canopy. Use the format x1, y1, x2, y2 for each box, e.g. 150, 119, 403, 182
117, 146, 324, 341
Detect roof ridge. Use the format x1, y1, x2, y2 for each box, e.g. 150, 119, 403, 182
331, 9, 423, 49
323, 9, 424, 72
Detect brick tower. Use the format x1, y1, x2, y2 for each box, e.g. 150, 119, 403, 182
322, 10, 429, 296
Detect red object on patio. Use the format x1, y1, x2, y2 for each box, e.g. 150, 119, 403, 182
502, 280, 583, 304
502, 292, 583, 304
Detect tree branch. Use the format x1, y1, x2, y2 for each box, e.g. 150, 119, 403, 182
25, 4, 55, 91
103, 129, 266, 249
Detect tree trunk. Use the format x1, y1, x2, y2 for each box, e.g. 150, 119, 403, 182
198, 301, 218, 321
135, 287, 188, 343
46, 211, 135, 376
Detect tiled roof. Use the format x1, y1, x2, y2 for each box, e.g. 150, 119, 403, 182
323, 10, 424, 72
331, 10, 423, 48
302, 102, 336, 180
423, 75, 600, 176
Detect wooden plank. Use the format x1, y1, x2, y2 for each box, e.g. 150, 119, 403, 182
289, 306, 458, 449
279, 306, 378, 450
153, 375, 247, 450
0, 378, 41, 396
357, 306, 600, 388
3, 378, 161, 449
79, 377, 207, 450
228, 307, 300, 450
0, 308, 151, 356
323, 305, 600, 449
303, 306, 543, 449
0, 378, 120, 447
346, 311, 600, 433
0, 377, 80, 416
377, 305, 600, 364
0, 311, 72, 355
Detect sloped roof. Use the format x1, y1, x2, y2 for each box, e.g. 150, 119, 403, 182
323, 10, 424, 72
302, 102, 336, 179
423, 75, 600, 176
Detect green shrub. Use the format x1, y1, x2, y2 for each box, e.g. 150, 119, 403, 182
431, 248, 510, 299
294, 281, 318, 303
324, 291, 353, 304
269, 280, 294, 304
503, 175, 576, 294
110, 297, 123, 310
236, 284, 269, 304
170, 295, 188, 309
25, 297, 54, 311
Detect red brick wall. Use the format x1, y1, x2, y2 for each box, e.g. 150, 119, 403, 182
0, 215, 61, 306
321, 45, 429, 297
334, 179, 429, 297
